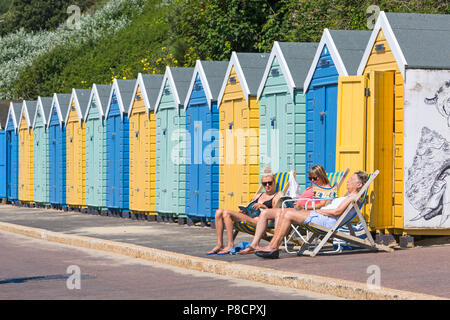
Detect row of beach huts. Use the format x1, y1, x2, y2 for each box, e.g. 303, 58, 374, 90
1, 12, 449, 236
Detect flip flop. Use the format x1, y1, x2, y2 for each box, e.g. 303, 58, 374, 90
217, 249, 231, 255
206, 248, 222, 255
238, 246, 256, 255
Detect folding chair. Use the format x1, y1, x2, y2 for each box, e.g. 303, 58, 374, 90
232, 171, 295, 241
294, 170, 393, 257
282, 169, 349, 252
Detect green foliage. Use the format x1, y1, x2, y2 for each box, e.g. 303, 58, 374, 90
10, 0, 450, 100
0, 0, 97, 36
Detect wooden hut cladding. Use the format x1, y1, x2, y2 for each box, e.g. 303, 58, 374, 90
48, 93, 71, 207
217, 52, 269, 210
154, 67, 194, 220
105, 79, 135, 212
303, 30, 370, 182
337, 11, 450, 235
84, 84, 111, 212
65, 89, 91, 209
32, 96, 53, 205
18, 100, 37, 203
257, 42, 318, 189
128, 73, 164, 216
4, 102, 21, 201
184, 60, 228, 222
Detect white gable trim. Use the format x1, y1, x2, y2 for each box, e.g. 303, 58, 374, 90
19, 100, 32, 129
357, 11, 407, 78
303, 29, 349, 93
49, 93, 64, 128
104, 79, 127, 120
257, 41, 296, 101
217, 52, 251, 109
5, 102, 18, 131
128, 73, 151, 118
184, 60, 214, 111
154, 67, 181, 113
84, 84, 105, 122
32, 97, 47, 129
64, 88, 84, 125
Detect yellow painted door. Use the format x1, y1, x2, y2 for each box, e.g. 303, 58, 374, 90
66, 121, 74, 205
336, 75, 369, 218
149, 112, 156, 214
129, 112, 138, 210
221, 99, 235, 209
235, 98, 248, 206
368, 70, 395, 229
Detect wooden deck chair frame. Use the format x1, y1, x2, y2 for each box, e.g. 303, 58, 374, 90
232, 171, 296, 242
293, 170, 393, 257
282, 169, 350, 251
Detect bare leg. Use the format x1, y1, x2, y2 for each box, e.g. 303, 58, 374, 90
207, 209, 225, 254
240, 208, 281, 253
217, 210, 258, 254
258, 210, 311, 252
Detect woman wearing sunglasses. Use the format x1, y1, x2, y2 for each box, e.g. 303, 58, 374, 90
255, 171, 369, 258
206, 166, 280, 255
238, 164, 331, 255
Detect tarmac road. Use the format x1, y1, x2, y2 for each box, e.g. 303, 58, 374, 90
0, 230, 340, 300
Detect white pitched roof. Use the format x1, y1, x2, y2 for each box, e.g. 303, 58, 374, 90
357, 11, 407, 78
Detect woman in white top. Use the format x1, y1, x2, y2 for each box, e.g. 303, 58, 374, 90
255, 171, 369, 259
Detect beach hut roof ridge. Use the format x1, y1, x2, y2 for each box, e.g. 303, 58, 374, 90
357, 11, 450, 77
32, 96, 53, 128
184, 60, 229, 110
218, 52, 269, 108
20, 100, 37, 128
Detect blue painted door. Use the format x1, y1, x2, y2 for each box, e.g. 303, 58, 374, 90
106, 111, 129, 210
0, 131, 6, 198
48, 111, 66, 205
107, 115, 119, 208
6, 119, 18, 201
312, 84, 337, 173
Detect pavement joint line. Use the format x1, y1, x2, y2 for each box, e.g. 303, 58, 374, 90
0, 221, 445, 300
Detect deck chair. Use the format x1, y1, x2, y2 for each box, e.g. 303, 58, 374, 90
232, 171, 295, 241
290, 170, 393, 257
282, 169, 349, 251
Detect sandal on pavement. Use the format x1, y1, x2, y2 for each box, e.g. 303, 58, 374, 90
206, 247, 223, 255
238, 246, 256, 255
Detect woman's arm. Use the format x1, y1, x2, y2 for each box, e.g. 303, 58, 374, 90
304, 199, 328, 210
316, 195, 356, 217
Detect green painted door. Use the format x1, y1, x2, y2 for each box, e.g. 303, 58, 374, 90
33, 115, 49, 204
85, 104, 106, 209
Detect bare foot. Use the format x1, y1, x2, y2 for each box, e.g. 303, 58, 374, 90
206, 246, 223, 255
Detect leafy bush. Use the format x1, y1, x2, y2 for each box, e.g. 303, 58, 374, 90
0, 0, 146, 99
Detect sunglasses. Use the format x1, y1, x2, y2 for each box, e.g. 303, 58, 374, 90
308, 176, 318, 181
262, 181, 273, 186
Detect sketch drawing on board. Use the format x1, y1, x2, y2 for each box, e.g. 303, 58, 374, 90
424, 80, 450, 127
406, 127, 450, 227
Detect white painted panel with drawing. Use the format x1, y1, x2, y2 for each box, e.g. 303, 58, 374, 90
404, 69, 450, 229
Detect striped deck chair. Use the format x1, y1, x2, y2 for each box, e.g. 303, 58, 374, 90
294, 170, 393, 257
282, 169, 349, 250
232, 171, 295, 241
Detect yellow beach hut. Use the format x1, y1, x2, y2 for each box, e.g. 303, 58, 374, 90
18, 100, 37, 206
217, 52, 269, 210
336, 12, 450, 236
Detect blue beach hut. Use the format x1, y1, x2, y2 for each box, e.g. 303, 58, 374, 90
303, 29, 370, 175
104, 79, 135, 215
4, 102, 22, 203
184, 60, 228, 225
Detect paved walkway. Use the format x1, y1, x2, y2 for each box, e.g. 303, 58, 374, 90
0, 204, 449, 299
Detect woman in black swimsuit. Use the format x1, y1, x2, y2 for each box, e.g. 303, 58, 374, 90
206, 168, 280, 255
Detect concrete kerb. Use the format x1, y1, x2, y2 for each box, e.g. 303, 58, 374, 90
0, 221, 444, 300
